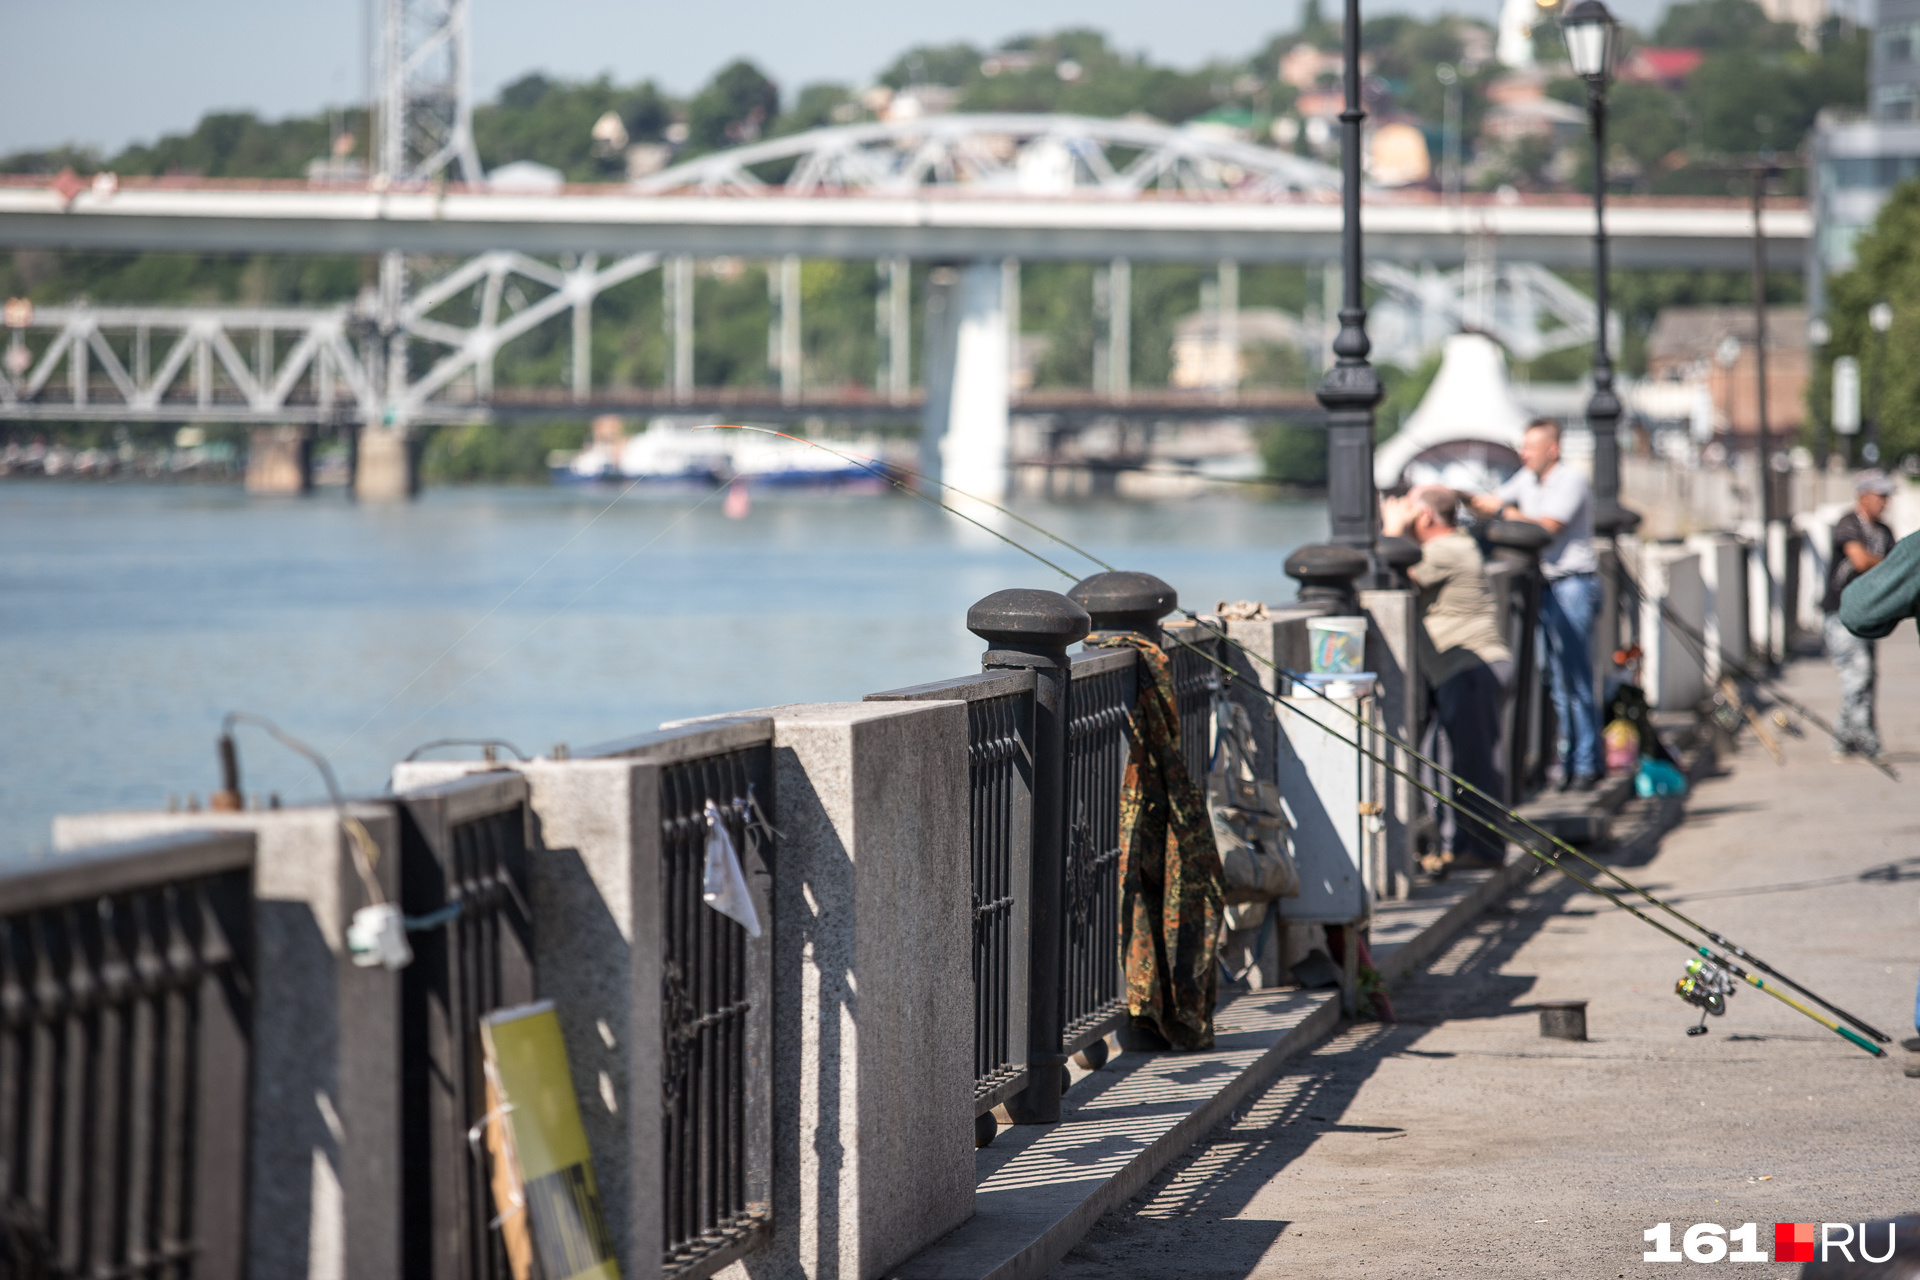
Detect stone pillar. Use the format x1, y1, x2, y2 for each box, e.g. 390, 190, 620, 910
1066, 569, 1176, 644
53, 805, 406, 1280
1358, 584, 1417, 900
677, 701, 976, 1280
924, 260, 1012, 500
354, 425, 417, 501
967, 589, 1090, 1126
247, 425, 314, 494
1641, 544, 1707, 710
1687, 532, 1751, 680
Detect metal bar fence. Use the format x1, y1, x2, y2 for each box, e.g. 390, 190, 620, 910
0, 829, 254, 1280
1060, 648, 1135, 1055
866, 672, 1034, 1114
398, 773, 536, 1280
1165, 621, 1223, 784
655, 739, 775, 1280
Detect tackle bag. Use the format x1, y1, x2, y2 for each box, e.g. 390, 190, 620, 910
1207, 694, 1300, 928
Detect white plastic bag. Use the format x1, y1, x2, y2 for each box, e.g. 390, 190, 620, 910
703, 800, 762, 938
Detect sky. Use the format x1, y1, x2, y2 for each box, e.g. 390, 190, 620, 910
0, 0, 1685, 158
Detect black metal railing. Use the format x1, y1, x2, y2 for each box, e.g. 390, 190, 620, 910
1060, 648, 1135, 1054
0, 828, 254, 1280
866, 672, 1035, 1114
655, 740, 774, 1280
398, 773, 536, 1280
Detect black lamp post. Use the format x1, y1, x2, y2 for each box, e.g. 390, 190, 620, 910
1314, 0, 1385, 584
1562, 0, 1634, 538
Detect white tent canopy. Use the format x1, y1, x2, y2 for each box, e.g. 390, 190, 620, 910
1374, 333, 1530, 493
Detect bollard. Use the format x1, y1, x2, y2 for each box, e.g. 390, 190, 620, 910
1067, 570, 1178, 644
1538, 999, 1589, 1041
968, 588, 1090, 1126
1285, 544, 1370, 617
1484, 519, 1551, 802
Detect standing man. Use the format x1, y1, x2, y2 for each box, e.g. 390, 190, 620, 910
1823, 470, 1898, 760
1470, 419, 1602, 791
1383, 486, 1513, 870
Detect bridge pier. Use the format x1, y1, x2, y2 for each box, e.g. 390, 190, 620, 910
354, 425, 418, 501
244, 425, 313, 494
922, 261, 1013, 501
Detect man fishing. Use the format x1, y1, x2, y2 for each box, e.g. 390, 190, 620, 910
1467, 418, 1601, 791
1823, 469, 1898, 761
1381, 485, 1512, 872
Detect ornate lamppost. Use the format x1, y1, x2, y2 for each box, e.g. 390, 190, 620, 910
1313, 0, 1386, 587
1561, 0, 1636, 538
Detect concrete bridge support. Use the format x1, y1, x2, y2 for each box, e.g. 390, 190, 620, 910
354, 425, 418, 501
245, 425, 314, 494
921, 260, 1014, 500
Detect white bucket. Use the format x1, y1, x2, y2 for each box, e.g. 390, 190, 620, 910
1307, 616, 1368, 675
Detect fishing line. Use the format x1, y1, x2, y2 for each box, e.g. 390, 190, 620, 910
1168, 616, 1893, 1046
336, 470, 665, 756
695, 425, 1102, 576
368, 483, 725, 758
1158, 631, 1885, 1056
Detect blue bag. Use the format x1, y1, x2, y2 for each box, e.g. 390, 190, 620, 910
1634, 757, 1688, 798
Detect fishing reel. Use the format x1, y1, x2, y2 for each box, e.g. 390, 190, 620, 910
1675, 956, 1735, 1035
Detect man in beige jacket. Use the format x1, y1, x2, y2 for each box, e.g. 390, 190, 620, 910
1383, 485, 1513, 870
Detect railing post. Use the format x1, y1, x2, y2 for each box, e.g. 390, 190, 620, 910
969, 589, 1089, 1126
1066, 570, 1177, 645
1484, 520, 1551, 802
1285, 544, 1369, 615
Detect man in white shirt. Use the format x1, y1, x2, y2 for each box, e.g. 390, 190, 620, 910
1469, 419, 1602, 790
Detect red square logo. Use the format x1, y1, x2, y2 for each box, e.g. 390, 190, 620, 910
1776, 1223, 1816, 1263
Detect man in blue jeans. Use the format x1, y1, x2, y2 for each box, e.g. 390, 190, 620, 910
1471, 419, 1602, 790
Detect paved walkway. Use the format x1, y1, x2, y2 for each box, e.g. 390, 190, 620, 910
1047, 625, 1920, 1278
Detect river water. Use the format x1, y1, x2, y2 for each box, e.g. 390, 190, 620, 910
1, 481, 1326, 857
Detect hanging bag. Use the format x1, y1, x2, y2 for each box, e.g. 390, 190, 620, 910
1207, 694, 1300, 925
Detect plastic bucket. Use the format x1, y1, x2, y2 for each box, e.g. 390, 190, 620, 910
1307, 616, 1368, 675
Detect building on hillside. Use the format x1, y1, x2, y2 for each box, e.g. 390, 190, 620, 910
1169, 308, 1307, 390
1807, 111, 1920, 312
1644, 306, 1809, 440
1872, 0, 1920, 117
1616, 47, 1704, 87
1759, 0, 1829, 47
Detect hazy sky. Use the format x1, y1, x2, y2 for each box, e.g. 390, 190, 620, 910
4, 0, 1685, 158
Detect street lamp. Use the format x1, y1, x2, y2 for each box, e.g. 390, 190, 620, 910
1312, 0, 1386, 584
1867, 300, 1892, 466
1561, 0, 1635, 536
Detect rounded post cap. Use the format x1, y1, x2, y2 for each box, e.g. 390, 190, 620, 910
967, 588, 1091, 650
1067, 570, 1177, 636
1376, 536, 1423, 572
1284, 544, 1369, 583
1484, 519, 1553, 553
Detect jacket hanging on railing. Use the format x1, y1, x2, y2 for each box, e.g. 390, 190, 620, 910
1091, 635, 1226, 1051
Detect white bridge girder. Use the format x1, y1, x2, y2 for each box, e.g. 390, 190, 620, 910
0, 250, 660, 426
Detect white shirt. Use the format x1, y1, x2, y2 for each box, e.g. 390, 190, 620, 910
1495, 462, 1597, 578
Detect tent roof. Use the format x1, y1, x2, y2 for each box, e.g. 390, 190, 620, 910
1374, 333, 1531, 488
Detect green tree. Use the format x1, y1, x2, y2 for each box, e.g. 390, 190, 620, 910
687, 61, 780, 153
1814, 177, 1920, 466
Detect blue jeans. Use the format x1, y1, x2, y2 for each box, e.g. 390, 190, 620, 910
1539, 572, 1602, 778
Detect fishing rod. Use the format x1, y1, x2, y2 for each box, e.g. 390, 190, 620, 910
1611, 557, 1898, 780
1155, 631, 1886, 1057
694, 427, 1892, 1050
1171, 610, 1895, 1046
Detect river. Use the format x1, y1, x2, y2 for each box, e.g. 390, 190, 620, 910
1, 481, 1326, 857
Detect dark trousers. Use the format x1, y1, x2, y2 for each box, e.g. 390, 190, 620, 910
1434, 658, 1512, 861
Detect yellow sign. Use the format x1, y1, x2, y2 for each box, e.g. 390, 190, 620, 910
481, 1001, 622, 1280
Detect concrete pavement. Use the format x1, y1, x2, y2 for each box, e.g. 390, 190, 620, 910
1047, 623, 1920, 1278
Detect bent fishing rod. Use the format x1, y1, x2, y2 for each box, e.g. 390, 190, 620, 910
703, 426, 1893, 1050
1610, 557, 1898, 781
1167, 611, 1894, 1046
